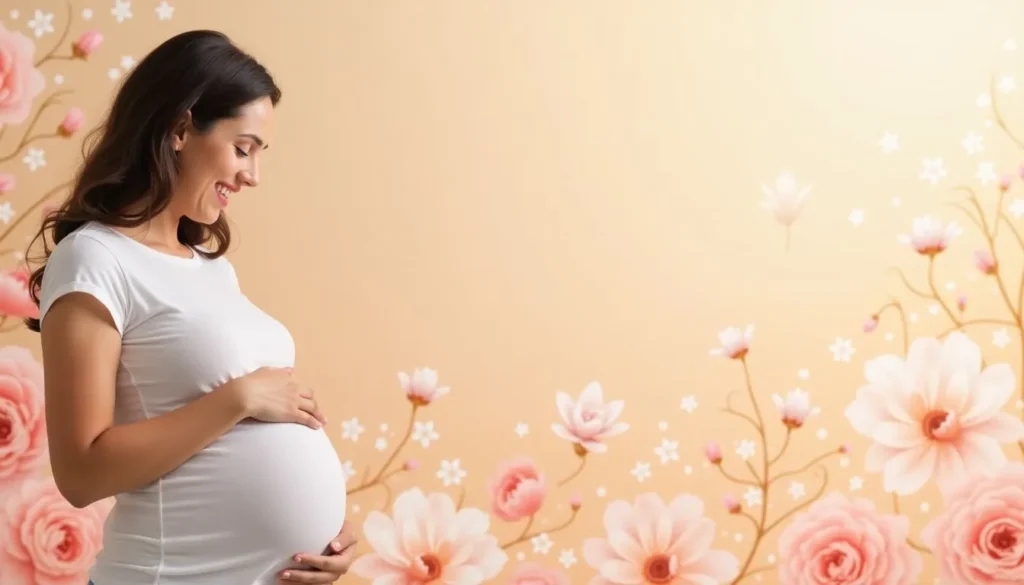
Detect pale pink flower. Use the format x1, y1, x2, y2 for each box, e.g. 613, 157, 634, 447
398, 367, 449, 406
403, 459, 420, 471
350, 488, 507, 584
0, 346, 46, 488
901, 216, 960, 256
71, 30, 103, 59
704, 441, 722, 464
57, 107, 84, 137
583, 493, 739, 585
844, 332, 1024, 496
569, 494, 582, 510
489, 457, 546, 522
975, 249, 997, 275
863, 315, 879, 332
0, 20, 45, 125
776, 492, 922, 585
922, 463, 1024, 584
957, 293, 967, 312
761, 172, 811, 226
0, 174, 14, 194
0, 271, 39, 319
1000, 174, 1014, 191
709, 325, 753, 359
771, 388, 817, 429
551, 381, 629, 454
0, 478, 113, 585
508, 563, 570, 585
723, 495, 741, 514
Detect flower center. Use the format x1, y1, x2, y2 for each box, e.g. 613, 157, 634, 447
0, 413, 11, 444
416, 553, 443, 580
54, 526, 81, 561
921, 409, 958, 441
989, 526, 1019, 554
643, 554, 676, 584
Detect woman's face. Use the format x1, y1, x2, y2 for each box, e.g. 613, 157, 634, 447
170, 96, 275, 224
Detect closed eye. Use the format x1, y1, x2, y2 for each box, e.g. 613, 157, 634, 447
235, 146, 249, 158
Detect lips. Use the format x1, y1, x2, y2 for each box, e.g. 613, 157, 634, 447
215, 182, 237, 206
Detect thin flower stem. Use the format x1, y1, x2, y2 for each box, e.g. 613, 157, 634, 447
556, 454, 587, 487
34, 0, 74, 68
499, 509, 578, 550
715, 464, 760, 488
991, 72, 1024, 150
729, 357, 769, 585
892, 494, 932, 554
768, 428, 791, 466
346, 405, 418, 496
763, 467, 828, 533
0, 91, 71, 164
888, 267, 930, 299
927, 255, 962, 328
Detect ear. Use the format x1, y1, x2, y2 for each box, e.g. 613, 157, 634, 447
169, 110, 194, 152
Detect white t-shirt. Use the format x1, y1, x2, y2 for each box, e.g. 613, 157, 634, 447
38, 222, 347, 585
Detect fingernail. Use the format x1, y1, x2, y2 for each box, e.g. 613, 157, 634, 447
332, 541, 341, 551
281, 572, 290, 579
294, 554, 302, 562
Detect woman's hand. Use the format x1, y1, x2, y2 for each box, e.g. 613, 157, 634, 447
217, 367, 326, 430
279, 522, 359, 584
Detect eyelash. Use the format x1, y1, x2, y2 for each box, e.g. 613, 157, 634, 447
235, 146, 248, 158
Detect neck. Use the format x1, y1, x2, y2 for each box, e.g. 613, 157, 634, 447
117, 207, 183, 249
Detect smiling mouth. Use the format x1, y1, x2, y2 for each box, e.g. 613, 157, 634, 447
215, 182, 235, 206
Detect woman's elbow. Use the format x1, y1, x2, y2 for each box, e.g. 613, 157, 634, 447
49, 458, 97, 509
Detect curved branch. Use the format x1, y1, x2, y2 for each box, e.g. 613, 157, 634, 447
34, 0, 74, 67
715, 464, 760, 488
556, 454, 586, 487
887, 267, 930, 299
723, 390, 761, 434
346, 405, 419, 496
892, 494, 932, 555
499, 509, 578, 550
769, 428, 791, 467
0, 90, 72, 164
991, 72, 1024, 150
769, 449, 840, 487
763, 467, 828, 534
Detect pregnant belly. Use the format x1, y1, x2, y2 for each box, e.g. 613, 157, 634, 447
107, 422, 348, 584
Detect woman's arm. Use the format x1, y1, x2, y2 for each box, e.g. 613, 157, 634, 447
41, 291, 248, 509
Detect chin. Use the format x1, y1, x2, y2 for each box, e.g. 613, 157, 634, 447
187, 211, 222, 226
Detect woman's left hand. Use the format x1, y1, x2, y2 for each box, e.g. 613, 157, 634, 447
279, 522, 359, 584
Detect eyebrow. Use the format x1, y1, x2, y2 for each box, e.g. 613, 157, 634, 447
238, 133, 268, 149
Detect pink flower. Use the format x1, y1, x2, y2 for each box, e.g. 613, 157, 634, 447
551, 382, 629, 454
0, 20, 45, 125
508, 563, 570, 585
71, 30, 103, 59
0, 174, 14, 194
975, 249, 998, 275
771, 388, 817, 429
0, 270, 39, 320
489, 457, 546, 522
709, 325, 753, 359
704, 441, 722, 464
403, 459, 420, 471
583, 493, 739, 585
723, 495, 741, 514
57, 107, 84, 137
922, 463, 1024, 584
350, 488, 507, 584
1000, 174, 1014, 191
398, 367, 449, 406
863, 315, 879, 332
0, 477, 113, 585
957, 293, 968, 312
0, 346, 46, 489
776, 492, 922, 585
568, 494, 582, 511
901, 216, 960, 256
844, 333, 1024, 495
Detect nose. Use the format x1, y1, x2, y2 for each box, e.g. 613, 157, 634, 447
239, 161, 259, 187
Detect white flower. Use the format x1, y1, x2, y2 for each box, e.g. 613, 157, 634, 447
962, 132, 984, 154
829, 338, 856, 362
531, 533, 553, 555
742, 487, 762, 507
919, 158, 947, 184
844, 333, 1024, 496
0, 203, 15, 224
654, 439, 679, 465
761, 172, 810, 226
111, 0, 132, 23
679, 395, 698, 413
27, 10, 54, 38
899, 216, 960, 256
977, 162, 997, 185
879, 132, 899, 154
787, 481, 805, 500
399, 367, 449, 405
340, 417, 364, 442
771, 388, 818, 429
630, 461, 652, 483
436, 459, 467, 486
412, 420, 439, 448
155, 1, 175, 20
709, 325, 753, 359
514, 422, 529, 437
551, 382, 629, 453
21, 148, 45, 172
735, 440, 756, 461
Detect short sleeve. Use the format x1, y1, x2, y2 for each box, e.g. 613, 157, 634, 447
38, 233, 131, 336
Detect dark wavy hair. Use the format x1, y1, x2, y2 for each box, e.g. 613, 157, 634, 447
24, 30, 281, 332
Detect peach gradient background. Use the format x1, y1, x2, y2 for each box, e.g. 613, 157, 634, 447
6, 0, 1024, 583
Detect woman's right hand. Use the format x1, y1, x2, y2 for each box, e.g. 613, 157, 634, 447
219, 367, 326, 429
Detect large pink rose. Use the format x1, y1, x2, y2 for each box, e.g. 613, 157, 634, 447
0, 20, 46, 125
0, 478, 114, 585
0, 270, 39, 319
776, 492, 922, 585
921, 463, 1024, 584
490, 457, 546, 522
0, 345, 47, 489
508, 562, 569, 585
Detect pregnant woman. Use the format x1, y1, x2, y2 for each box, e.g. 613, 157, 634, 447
26, 31, 353, 584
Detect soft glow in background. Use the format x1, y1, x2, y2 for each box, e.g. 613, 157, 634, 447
8, 1, 1024, 582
